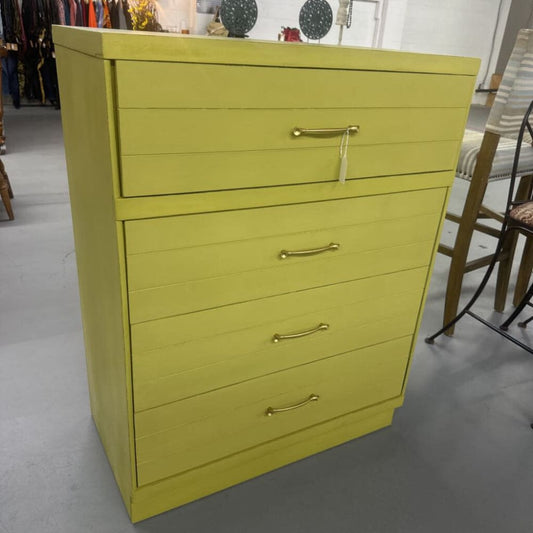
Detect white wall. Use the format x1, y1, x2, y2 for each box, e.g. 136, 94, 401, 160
156, 0, 511, 99
381, 0, 408, 49
401, 0, 511, 96
156, 0, 194, 33
247, 0, 380, 46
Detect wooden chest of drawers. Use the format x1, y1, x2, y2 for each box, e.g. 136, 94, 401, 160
53, 26, 479, 522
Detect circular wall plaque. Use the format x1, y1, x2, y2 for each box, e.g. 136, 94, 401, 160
299, 0, 333, 40
220, 0, 258, 38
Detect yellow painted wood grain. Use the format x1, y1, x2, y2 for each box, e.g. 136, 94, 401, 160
126, 212, 440, 291
129, 239, 434, 323
130, 402, 398, 521
130, 267, 427, 353
54, 45, 134, 510
52, 26, 480, 76
133, 286, 423, 410
121, 141, 460, 197
53, 25, 480, 521
115, 171, 455, 221
118, 107, 467, 155
135, 336, 412, 485
125, 187, 446, 254
115, 61, 475, 109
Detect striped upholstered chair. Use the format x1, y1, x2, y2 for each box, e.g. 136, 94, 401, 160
440, 29, 533, 334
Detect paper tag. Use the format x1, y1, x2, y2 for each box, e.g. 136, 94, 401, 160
339, 154, 348, 183
338, 129, 350, 183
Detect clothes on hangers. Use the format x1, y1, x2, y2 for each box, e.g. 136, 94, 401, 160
0, 0, 160, 107
20, 0, 58, 105
0, 0, 26, 107
102, 1, 111, 28
87, 0, 97, 28
55, 0, 66, 25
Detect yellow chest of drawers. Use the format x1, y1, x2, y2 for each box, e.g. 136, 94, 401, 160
53, 26, 479, 522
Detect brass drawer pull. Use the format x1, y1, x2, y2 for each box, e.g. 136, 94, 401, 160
279, 242, 339, 260
292, 125, 359, 137
265, 394, 319, 416
273, 323, 329, 343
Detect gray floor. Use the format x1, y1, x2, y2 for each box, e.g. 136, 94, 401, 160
1, 105, 533, 533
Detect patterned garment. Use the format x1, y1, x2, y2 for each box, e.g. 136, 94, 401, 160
69, 0, 77, 25
510, 201, 533, 226
95, 0, 103, 28
457, 129, 533, 182
102, 0, 112, 28
0, 0, 25, 46
55, 0, 66, 25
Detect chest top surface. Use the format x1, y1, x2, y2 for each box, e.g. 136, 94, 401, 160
52, 26, 479, 75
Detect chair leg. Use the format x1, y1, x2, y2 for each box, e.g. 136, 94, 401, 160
500, 278, 533, 330
494, 228, 520, 311
513, 237, 533, 306
427, 221, 511, 344
518, 314, 533, 328
495, 175, 533, 311
6, 175, 13, 198
442, 131, 499, 336
0, 180, 14, 220
444, 179, 491, 335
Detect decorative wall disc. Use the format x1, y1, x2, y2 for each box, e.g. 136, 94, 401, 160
220, 0, 258, 38
299, 0, 333, 40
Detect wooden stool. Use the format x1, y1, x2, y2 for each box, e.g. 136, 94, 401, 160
0, 158, 14, 220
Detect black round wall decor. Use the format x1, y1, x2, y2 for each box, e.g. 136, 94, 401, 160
219, 0, 258, 38
299, 0, 333, 40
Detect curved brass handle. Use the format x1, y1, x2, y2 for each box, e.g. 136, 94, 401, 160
265, 394, 319, 417
279, 242, 339, 260
272, 323, 329, 343
292, 125, 359, 137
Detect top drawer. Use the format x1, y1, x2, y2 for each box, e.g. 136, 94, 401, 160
115, 61, 475, 110
114, 61, 472, 197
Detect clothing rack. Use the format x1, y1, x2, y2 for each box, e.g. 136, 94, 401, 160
0, 0, 134, 108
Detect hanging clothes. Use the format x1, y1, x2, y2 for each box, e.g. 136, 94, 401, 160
122, 0, 133, 30
102, 1, 112, 28
0, 0, 26, 108
88, 0, 97, 28
69, 0, 77, 25
20, 0, 59, 105
0, 0, 25, 49
95, 0, 104, 28
81, 0, 88, 26
55, 0, 66, 25
62, 0, 71, 25
75, 0, 83, 26
108, 0, 118, 28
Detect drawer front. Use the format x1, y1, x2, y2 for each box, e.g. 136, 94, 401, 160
127, 212, 438, 291
126, 189, 445, 323
135, 335, 412, 486
132, 268, 426, 410
125, 187, 445, 254
129, 240, 433, 323
130, 267, 426, 352
115, 61, 476, 110
118, 107, 464, 196
121, 141, 460, 197
119, 107, 465, 155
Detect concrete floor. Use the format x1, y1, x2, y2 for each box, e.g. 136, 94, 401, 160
1, 105, 533, 532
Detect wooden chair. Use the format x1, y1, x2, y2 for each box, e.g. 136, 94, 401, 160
427, 98, 533, 353
440, 29, 533, 335
0, 158, 14, 220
